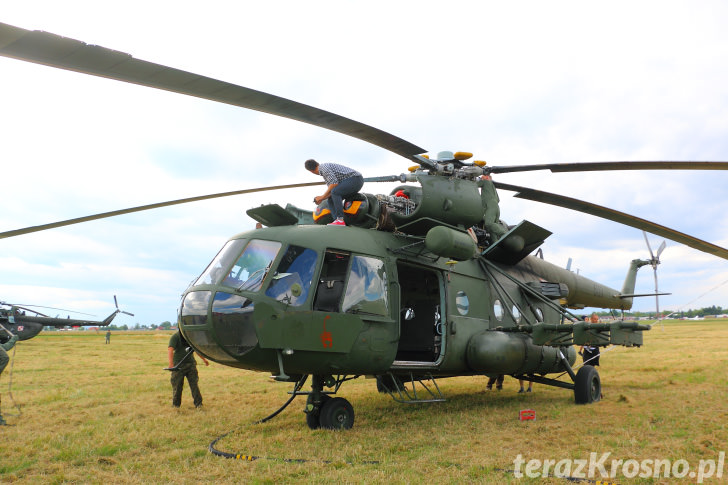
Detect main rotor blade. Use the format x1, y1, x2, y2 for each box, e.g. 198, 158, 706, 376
11, 305, 50, 317
0, 22, 426, 159
0, 181, 324, 239
488, 161, 728, 175
493, 182, 728, 260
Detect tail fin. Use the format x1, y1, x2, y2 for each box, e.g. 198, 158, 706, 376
618, 259, 651, 309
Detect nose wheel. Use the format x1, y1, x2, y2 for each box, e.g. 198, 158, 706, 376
306, 394, 355, 430
304, 375, 355, 429
319, 397, 355, 429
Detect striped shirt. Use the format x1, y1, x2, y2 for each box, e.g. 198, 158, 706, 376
318, 163, 362, 185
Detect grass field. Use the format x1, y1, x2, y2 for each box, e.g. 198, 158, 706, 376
1, 320, 726, 484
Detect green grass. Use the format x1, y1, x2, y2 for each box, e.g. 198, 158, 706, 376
0, 321, 726, 483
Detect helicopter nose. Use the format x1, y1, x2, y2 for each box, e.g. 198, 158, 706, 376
211, 293, 258, 356
180, 290, 258, 362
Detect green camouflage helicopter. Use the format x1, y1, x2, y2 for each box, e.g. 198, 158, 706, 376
2, 22, 728, 430
0, 297, 133, 342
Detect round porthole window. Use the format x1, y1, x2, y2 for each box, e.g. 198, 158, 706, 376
512, 306, 521, 324
456, 291, 469, 315
493, 300, 504, 321
534, 307, 544, 322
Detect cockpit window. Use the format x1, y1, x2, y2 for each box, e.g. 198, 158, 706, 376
265, 245, 318, 306
223, 239, 282, 292
342, 256, 388, 316
194, 239, 247, 286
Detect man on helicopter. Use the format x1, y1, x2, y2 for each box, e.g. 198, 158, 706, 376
305, 159, 364, 226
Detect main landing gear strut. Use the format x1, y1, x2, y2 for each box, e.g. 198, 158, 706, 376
517, 350, 601, 404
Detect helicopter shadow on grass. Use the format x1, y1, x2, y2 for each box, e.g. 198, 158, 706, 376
358, 379, 566, 428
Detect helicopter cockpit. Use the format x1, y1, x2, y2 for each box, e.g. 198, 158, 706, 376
179, 235, 395, 367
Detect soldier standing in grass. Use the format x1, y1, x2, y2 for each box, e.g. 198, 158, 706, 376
0, 331, 19, 425
167, 330, 209, 408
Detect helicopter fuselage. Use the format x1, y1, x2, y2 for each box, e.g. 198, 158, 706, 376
178, 223, 636, 380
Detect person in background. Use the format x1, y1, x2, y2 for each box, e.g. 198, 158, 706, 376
486, 374, 504, 390
579, 313, 601, 366
518, 378, 533, 393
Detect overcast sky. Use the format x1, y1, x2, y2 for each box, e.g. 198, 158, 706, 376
2, 1, 728, 325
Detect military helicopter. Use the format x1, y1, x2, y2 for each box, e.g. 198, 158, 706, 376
2, 22, 728, 430
0, 297, 134, 342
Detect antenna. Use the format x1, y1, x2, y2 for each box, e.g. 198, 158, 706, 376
643, 231, 667, 321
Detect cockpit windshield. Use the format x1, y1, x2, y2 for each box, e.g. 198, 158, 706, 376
194, 239, 247, 286
223, 239, 282, 291
194, 238, 282, 292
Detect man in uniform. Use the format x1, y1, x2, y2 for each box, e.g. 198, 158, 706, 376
305, 159, 364, 226
0, 330, 19, 425
167, 330, 209, 408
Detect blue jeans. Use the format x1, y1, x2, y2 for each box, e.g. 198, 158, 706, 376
328, 175, 364, 219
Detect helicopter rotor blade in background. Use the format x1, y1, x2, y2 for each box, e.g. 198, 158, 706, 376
8, 305, 50, 317
0, 181, 325, 240
0, 22, 426, 160
493, 182, 728, 261
9, 304, 96, 317
488, 161, 728, 175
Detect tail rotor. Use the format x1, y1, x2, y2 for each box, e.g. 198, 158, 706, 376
643, 231, 667, 321
113, 295, 135, 317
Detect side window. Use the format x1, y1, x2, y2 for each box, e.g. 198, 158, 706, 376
342, 256, 388, 316
265, 245, 318, 306
313, 250, 350, 312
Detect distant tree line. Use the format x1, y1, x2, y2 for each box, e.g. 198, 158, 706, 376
589, 305, 726, 319
107, 321, 176, 330
44, 321, 175, 331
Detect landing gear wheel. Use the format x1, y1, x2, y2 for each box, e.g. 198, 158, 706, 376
305, 394, 331, 430
574, 365, 601, 404
319, 397, 355, 430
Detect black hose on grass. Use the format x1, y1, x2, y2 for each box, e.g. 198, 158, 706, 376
208, 375, 379, 464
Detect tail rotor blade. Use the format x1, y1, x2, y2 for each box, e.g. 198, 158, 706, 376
642, 231, 655, 259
